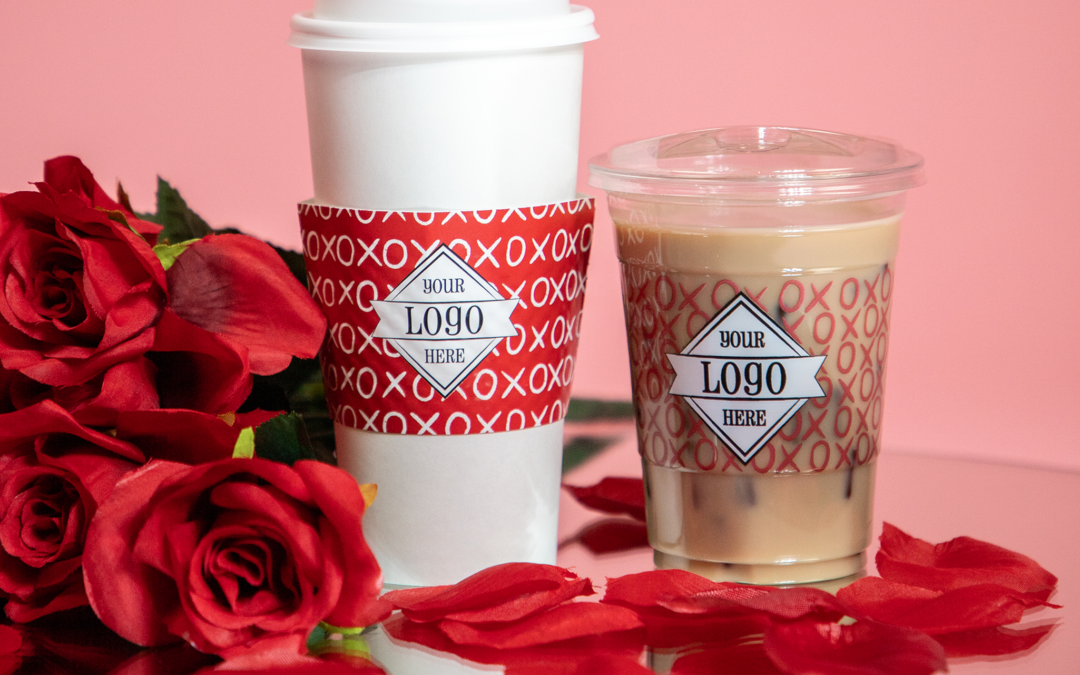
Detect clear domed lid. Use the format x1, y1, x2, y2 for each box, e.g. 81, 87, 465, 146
589, 126, 924, 201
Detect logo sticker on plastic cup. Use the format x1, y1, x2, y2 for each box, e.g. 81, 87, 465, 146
667, 293, 826, 463
371, 244, 519, 397
299, 199, 594, 436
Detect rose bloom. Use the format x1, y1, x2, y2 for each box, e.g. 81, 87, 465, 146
0, 157, 166, 393
84, 458, 385, 657
0, 401, 143, 622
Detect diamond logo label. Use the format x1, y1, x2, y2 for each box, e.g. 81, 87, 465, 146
666, 292, 826, 463
372, 245, 518, 397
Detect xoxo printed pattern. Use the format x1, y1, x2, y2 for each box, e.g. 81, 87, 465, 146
299, 200, 594, 436
621, 252, 894, 476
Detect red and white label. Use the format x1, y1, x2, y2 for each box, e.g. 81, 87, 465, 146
299, 199, 594, 436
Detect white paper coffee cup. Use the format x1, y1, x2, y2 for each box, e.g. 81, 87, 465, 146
291, 0, 597, 587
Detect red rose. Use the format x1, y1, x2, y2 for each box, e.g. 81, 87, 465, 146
0, 157, 166, 388
84, 458, 385, 657
0, 401, 143, 622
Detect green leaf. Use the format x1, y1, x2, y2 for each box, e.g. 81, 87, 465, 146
152, 239, 198, 271
116, 182, 135, 213
562, 435, 620, 474
565, 399, 636, 421
253, 412, 319, 466
232, 427, 256, 459
101, 209, 142, 238
144, 177, 213, 245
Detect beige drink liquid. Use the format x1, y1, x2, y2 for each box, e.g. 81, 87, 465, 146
614, 200, 901, 584
591, 126, 924, 585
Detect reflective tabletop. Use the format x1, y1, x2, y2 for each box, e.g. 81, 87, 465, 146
10, 419, 1076, 674
368, 419, 1077, 674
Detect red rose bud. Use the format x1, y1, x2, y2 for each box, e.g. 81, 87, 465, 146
164, 234, 327, 376
382, 562, 595, 624
876, 522, 1058, 600
0, 160, 166, 387
562, 477, 646, 521
0, 401, 142, 621
83, 458, 385, 657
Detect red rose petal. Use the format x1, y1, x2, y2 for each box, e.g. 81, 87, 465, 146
601, 569, 719, 613
0, 627, 19, 655
382, 613, 646, 675
383, 562, 593, 624
116, 409, 240, 465
567, 654, 653, 675
837, 576, 1055, 634
571, 518, 650, 555
563, 477, 646, 521
877, 523, 1058, 600
166, 234, 326, 376
764, 619, 948, 675
41, 156, 161, 243
932, 623, 1057, 657
0, 399, 144, 463
438, 602, 644, 649
151, 309, 252, 414
660, 585, 847, 622
83, 460, 194, 647
196, 650, 385, 674
294, 460, 387, 629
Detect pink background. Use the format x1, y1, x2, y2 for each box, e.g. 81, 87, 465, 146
2, 1, 1077, 470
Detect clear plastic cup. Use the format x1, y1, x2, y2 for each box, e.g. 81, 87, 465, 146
590, 127, 924, 584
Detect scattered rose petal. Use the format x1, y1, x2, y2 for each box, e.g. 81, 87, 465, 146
660, 585, 846, 622
932, 623, 1057, 657
563, 477, 646, 521
602, 569, 720, 613
438, 602, 644, 649
105, 642, 219, 675
764, 619, 948, 675
382, 613, 646, 675
837, 576, 1055, 634
603, 569, 843, 623
382, 562, 594, 624
601, 570, 774, 646
568, 653, 653, 675
877, 523, 1058, 600
570, 518, 650, 555
198, 650, 384, 674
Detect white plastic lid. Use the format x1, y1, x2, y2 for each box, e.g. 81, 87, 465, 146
289, 2, 597, 52
589, 126, 925, 202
